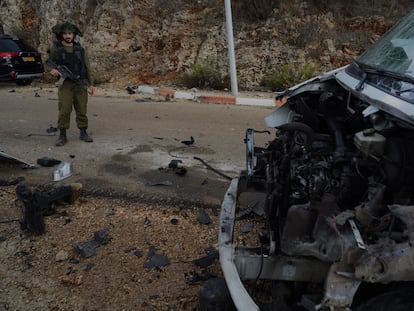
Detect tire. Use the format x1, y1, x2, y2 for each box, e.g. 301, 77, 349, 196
354, 289, 414, 311
16, 79, 32, 86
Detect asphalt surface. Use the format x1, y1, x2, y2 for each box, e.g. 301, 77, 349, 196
0, 82, 274, 206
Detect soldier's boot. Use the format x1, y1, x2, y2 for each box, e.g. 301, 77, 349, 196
79, 128, 93, 143
55, 129, 67, 146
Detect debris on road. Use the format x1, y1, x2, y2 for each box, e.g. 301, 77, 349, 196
36, 157, 61, 167
168, 159, 182, 169
0, 176, 25, 186
193, 247, 218, 268
181, 136, 194, 146
125, 86, 136, 94
144, 245, 170, 269
197, 208, 211, 225
53, 162, 73, 181
185, 269, 215, 285
241, 223, 253, 233
46, 126, 58, 133
16, 182, 83, 234
0, 150, 35, 168
167, 159, 187, 176
72, 227, 111, 258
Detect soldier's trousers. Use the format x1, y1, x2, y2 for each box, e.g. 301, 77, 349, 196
57, 80, 89, 129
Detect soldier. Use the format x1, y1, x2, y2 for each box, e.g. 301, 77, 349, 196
47, 22, 94, 146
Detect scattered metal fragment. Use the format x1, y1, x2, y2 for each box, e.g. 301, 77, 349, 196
174, 166, 187, 176
0, 150, 35, 168
16, 183, 83, 233
241, 223, 253, 233
125, 86, 136, 94
197, 208, 211, 225
144, 246, 170, 269
185, 269, 215, 285
94, 228, 111, 245
36, 157, 61, 167
0, 176, 25, 186
72, 228, 111, 258
71, 239, 99, 258
181, 136, 194, 146
193, 248, 219, 268
53, 162, 73, 181
167, 159, 187, 176
168, 159, 182, 169
46, 126, 58, 133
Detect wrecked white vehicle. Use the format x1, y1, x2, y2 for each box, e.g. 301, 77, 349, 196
219, 9, 414, 311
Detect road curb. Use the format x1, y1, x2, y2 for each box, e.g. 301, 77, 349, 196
135, 84, 281, 108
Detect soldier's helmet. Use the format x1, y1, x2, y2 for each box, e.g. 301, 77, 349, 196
52, 22, 82, 40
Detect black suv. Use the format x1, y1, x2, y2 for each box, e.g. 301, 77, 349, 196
0, 35, 44, 85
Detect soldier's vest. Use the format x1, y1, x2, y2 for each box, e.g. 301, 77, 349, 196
54, 41, 88, 80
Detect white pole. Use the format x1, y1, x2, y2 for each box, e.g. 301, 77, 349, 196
224, 0, 238, 96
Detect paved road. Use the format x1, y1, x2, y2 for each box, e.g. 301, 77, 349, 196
0, 82, 274, 206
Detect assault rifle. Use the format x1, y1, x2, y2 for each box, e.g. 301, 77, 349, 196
45, 58, 83, 85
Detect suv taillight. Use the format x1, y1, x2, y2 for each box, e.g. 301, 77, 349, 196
0, 52, 20, 59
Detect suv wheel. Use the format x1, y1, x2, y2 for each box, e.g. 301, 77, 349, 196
16, 79, 32, 86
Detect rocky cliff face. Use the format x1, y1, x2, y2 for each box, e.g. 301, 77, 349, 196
0, 0, 409, 89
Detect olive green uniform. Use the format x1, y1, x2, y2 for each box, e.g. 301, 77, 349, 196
48, 44, 93, 130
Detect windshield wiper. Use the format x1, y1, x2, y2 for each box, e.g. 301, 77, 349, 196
352, 61, 367, 90
396, 88, 414, 95
355, 60, 414, 85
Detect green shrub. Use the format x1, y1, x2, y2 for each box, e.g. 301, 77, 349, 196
262, 61, 321, 91
91, 70, 111, 85
176, 61, 229, 89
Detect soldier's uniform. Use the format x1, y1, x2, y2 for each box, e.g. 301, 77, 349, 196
47, 22, 93, 146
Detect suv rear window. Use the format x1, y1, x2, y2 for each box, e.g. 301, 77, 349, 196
0, 38, 36, 52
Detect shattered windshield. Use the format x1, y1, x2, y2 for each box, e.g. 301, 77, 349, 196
357, 10, 414, 79
355, 9, 414, 100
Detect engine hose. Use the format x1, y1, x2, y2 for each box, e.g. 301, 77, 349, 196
326, 118, 346, 156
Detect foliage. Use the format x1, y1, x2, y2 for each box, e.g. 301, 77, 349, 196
262, 61, 321, 91
90, 70, 111, 85
175, 61, 229, 89
232, 0, 280, 21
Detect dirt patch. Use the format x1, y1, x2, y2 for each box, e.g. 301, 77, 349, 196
0, 185, 224, 311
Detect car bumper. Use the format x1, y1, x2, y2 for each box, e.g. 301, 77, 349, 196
0, 64, 44, 81
14, 72, 44, 79
219, 177, 260, 311
219, 177, 332, 310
